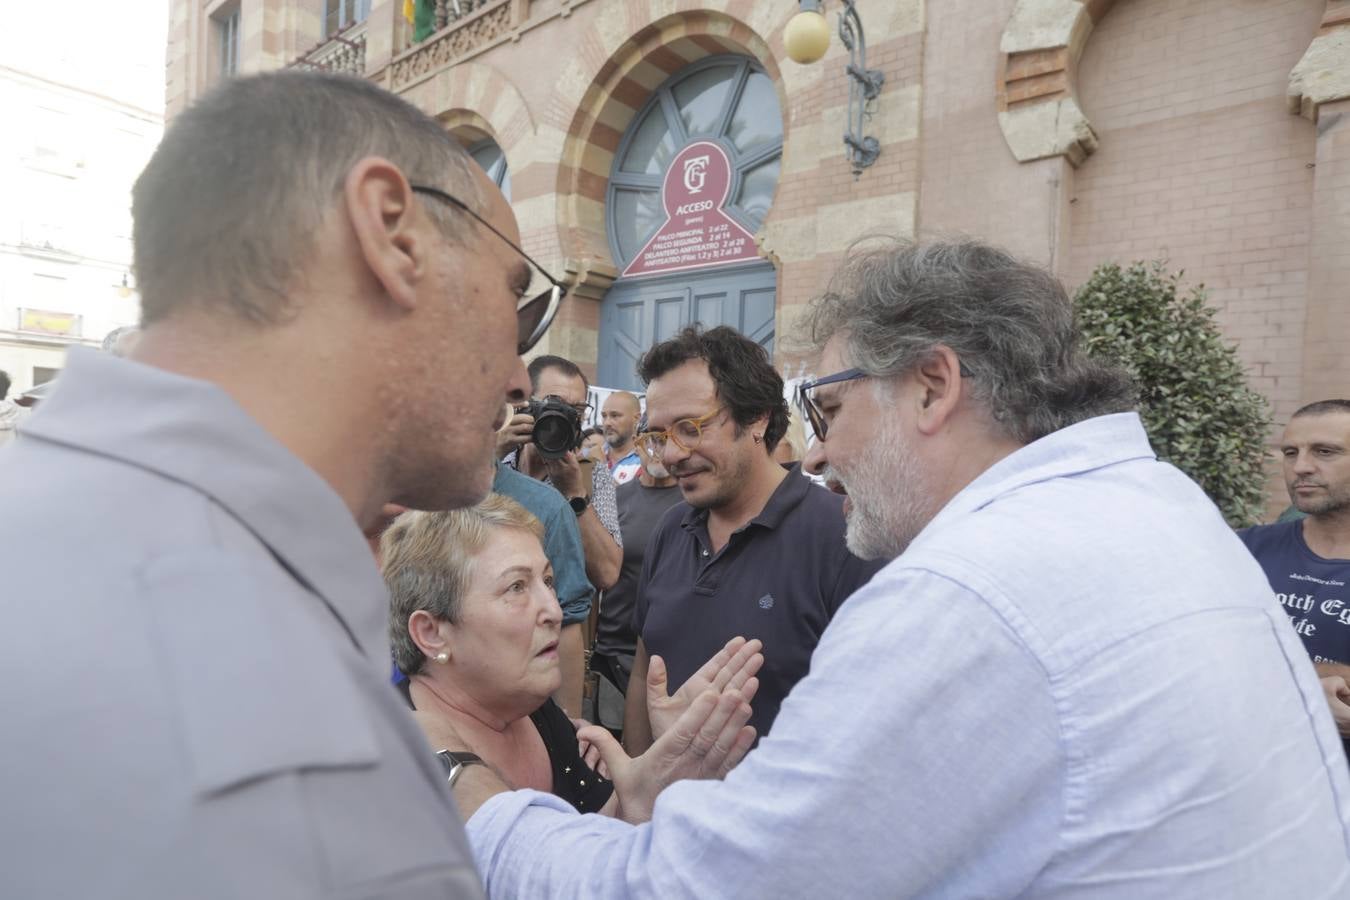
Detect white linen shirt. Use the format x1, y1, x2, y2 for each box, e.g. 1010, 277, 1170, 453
466, 412, 1350, 899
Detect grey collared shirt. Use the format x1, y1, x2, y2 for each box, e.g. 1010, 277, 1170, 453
0, 349, 484, 899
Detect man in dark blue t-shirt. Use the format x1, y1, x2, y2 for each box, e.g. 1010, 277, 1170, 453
1239, 399, 1350, 753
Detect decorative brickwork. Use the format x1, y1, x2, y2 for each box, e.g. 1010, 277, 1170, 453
389, 0, 515, 90
161, 0, 1341, 513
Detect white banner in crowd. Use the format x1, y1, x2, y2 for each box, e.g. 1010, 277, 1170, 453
586, 375, 818, 460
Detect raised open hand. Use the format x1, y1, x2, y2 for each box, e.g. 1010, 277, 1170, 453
580, 688, 756, 824
648, 636, 762, 741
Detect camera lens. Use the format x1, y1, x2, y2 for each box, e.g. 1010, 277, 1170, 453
533, 412, 572, 459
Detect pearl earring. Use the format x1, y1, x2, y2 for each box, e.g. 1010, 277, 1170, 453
434, 652, 449, 664
753, 434, 763, 444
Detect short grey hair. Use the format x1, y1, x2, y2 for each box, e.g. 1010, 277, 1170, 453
382, 494, 545, 676
132, 70, 481, 326
805, 238, 1135, 445
101, 326, 140, 357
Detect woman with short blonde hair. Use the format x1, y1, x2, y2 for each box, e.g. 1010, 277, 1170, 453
385, 494, 762, 816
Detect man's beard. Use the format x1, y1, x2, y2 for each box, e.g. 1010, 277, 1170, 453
1289, 478, 1350, 517
828, 422, 935, 561
670, 448, 751, 511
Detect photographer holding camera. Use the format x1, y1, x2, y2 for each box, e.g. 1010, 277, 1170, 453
498, 356, 624, 713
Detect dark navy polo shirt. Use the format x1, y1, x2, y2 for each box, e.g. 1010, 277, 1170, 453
634, 467, 886, 739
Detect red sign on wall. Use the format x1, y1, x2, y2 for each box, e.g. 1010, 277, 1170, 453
621, 141, 761, 279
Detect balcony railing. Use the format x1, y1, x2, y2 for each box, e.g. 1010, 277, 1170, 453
291, 21, 369, 77
390, 0, 520, 90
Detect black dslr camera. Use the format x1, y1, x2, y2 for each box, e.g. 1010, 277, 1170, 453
519, 396, 584, 460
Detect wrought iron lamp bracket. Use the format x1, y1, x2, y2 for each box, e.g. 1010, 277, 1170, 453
838, 0, 884, 177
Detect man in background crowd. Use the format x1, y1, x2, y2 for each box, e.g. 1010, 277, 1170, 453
101, 324, 142, 357
601, 391, 643, 485
498, 355, 623, 591
0, 370, 24, 450
622, 325, 883, 752
592, 415, 683, 700
1240, 399, 1350, 754
451, 239, 1350, 899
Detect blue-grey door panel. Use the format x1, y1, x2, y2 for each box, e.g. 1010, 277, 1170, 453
598, 263, 776, 391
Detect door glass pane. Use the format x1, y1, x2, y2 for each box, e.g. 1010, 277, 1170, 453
611, 188, 664, 261
469, 141, 510, 200
469, 142, 503, 177
727, 71, 780, 155
672, 65, 736, 137
732, 155, 780, 231
620, 106, 676, 175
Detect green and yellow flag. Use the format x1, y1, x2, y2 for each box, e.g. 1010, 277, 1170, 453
406, 0, 436, 42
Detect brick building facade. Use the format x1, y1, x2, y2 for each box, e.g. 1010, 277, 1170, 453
165, 0, 1349, 494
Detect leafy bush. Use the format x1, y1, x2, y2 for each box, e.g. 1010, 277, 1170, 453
1074, 262, 1271, 527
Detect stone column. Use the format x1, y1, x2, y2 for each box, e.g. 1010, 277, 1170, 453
988, 0, 1108, 273
1301, 99, 1350, 404
1290, 4, 1350, 405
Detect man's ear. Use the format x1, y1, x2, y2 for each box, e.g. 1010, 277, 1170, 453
344, 157, 425, 313
746, 412, 771, 447
911, 345, 965, 436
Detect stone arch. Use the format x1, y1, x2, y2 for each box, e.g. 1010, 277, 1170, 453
397, 60, 536, 177
547, 8, 788, 302
438, 109, 498, 146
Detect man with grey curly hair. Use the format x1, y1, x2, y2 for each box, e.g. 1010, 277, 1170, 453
453, 238, 1350, 899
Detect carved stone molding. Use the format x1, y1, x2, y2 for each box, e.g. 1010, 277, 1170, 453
996, 0, 1113, 167
289, 23, 368, 76
1289, 3, 1350, 121
998, 96, 1099, 167
389, 0, 514, 91
1000, 0, 1350, 157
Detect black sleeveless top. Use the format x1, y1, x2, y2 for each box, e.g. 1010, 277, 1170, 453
398, 679, 614, 813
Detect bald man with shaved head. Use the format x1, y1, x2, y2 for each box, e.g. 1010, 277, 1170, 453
602, 390, 643, 485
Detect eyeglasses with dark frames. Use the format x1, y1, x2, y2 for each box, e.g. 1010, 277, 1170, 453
410, 184, 565, 355
797, 360, 973, 442
796, 369, 869, 443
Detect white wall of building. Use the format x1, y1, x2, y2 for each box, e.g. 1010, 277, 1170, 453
0, 0, 165, 397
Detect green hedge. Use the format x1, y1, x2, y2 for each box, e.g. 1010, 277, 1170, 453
1074, 262, 1271, 527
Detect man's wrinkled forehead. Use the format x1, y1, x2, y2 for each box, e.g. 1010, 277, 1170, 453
472, 163, 520, 243
534, 366, 586, 403
604, 393, 639, 416
811, 334, 854, 401
818, 331, 851, 370
645, 359, 716, 426
1283, 411, 1350, 449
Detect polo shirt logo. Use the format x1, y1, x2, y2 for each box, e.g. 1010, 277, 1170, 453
758, 594, 775, 610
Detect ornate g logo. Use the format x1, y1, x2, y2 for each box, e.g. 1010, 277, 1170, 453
682, 155, 710, 194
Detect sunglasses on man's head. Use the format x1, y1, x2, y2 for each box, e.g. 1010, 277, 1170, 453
409, 184, 565, 355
